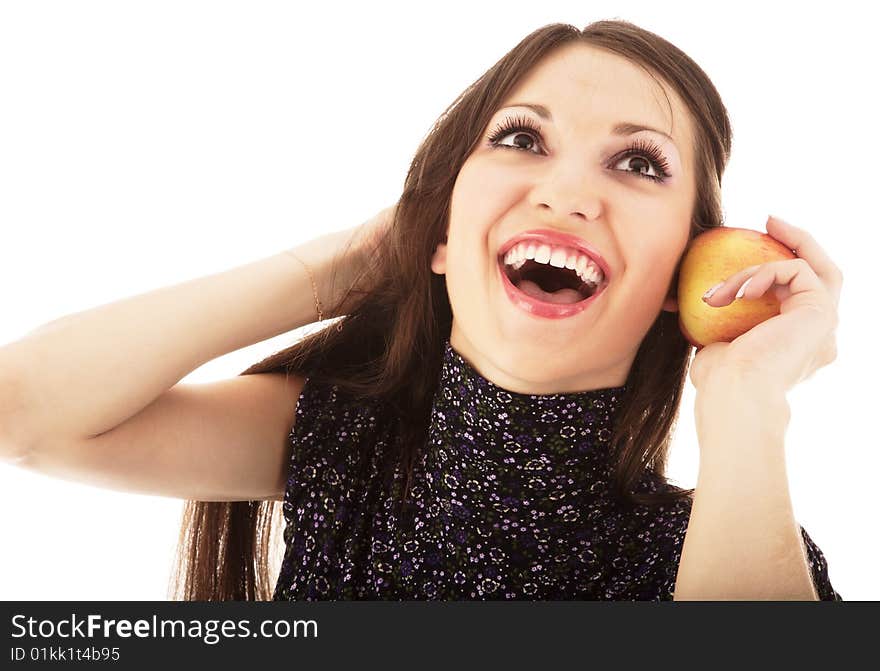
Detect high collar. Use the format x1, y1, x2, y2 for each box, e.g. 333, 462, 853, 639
429, 339, 627, 472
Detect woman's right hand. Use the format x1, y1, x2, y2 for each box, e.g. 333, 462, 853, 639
306, 203, 398, 318
346, 203, 397, 262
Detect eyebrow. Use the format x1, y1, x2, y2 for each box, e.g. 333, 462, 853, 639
500, 102, 676, 145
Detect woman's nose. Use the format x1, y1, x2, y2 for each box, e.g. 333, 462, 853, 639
531, 160, 604, 222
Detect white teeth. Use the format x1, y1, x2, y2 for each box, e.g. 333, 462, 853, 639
549, 248, 568, 268
502, 241, 605, 286
534, 244, 552, 264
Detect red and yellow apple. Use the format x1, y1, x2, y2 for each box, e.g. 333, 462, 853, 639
677, 226, 796, 347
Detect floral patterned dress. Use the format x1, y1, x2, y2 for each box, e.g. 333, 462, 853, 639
273, 339, 841, 601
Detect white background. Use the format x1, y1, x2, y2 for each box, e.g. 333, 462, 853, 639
0, 1, 875, 600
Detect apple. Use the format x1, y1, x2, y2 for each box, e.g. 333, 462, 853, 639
677, 226, 796, 347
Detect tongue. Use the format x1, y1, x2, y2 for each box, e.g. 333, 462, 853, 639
517, 279, 587, 304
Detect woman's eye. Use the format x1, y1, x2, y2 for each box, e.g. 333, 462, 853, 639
612, 154, 663, 180
492, 129, 541, 153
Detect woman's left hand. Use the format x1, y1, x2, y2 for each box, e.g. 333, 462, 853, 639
688, 215, 843, 397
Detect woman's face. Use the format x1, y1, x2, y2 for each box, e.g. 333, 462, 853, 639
431, 42, 697, 394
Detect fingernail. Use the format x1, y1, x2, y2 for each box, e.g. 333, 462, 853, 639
735, 277, 753, 300
702, 282, 724, 300
769, 214, 788, 225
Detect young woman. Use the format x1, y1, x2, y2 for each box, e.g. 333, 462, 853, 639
0, 20, 843, 601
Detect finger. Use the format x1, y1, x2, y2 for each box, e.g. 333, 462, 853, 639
731, 259, 820, 303
703, 258, 825, 307
701, 263, 761, 304
765, 215, 843, 298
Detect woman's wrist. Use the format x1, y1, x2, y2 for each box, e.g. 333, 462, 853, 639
694, 370, 791, 450
284, 248, 324, 322
285, 228, 364, 323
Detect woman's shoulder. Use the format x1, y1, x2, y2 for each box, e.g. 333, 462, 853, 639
280, 375, 399, 511
291, 375, 393, 444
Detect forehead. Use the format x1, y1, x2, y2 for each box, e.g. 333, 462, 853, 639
500, 43, 692, 157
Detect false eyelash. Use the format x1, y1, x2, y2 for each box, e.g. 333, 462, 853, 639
485, 114, 672, 183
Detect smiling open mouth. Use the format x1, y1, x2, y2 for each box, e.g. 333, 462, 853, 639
500, 258, 600, 304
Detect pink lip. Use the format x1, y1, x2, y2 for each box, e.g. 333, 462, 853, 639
497, 257, 608, 319
497, 229, 612, 282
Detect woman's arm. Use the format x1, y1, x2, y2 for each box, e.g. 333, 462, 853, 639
673, 374, 818, 600
678, 216, 842, 600
0, 229, 356, 457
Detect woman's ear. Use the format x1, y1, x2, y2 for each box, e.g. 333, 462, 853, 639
431, 238, 448, 275
663, 269, 681, 312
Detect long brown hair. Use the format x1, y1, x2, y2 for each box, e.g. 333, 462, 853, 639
169, 19, 732, 600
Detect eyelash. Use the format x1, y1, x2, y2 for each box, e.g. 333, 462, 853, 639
485, 113, 672, 183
